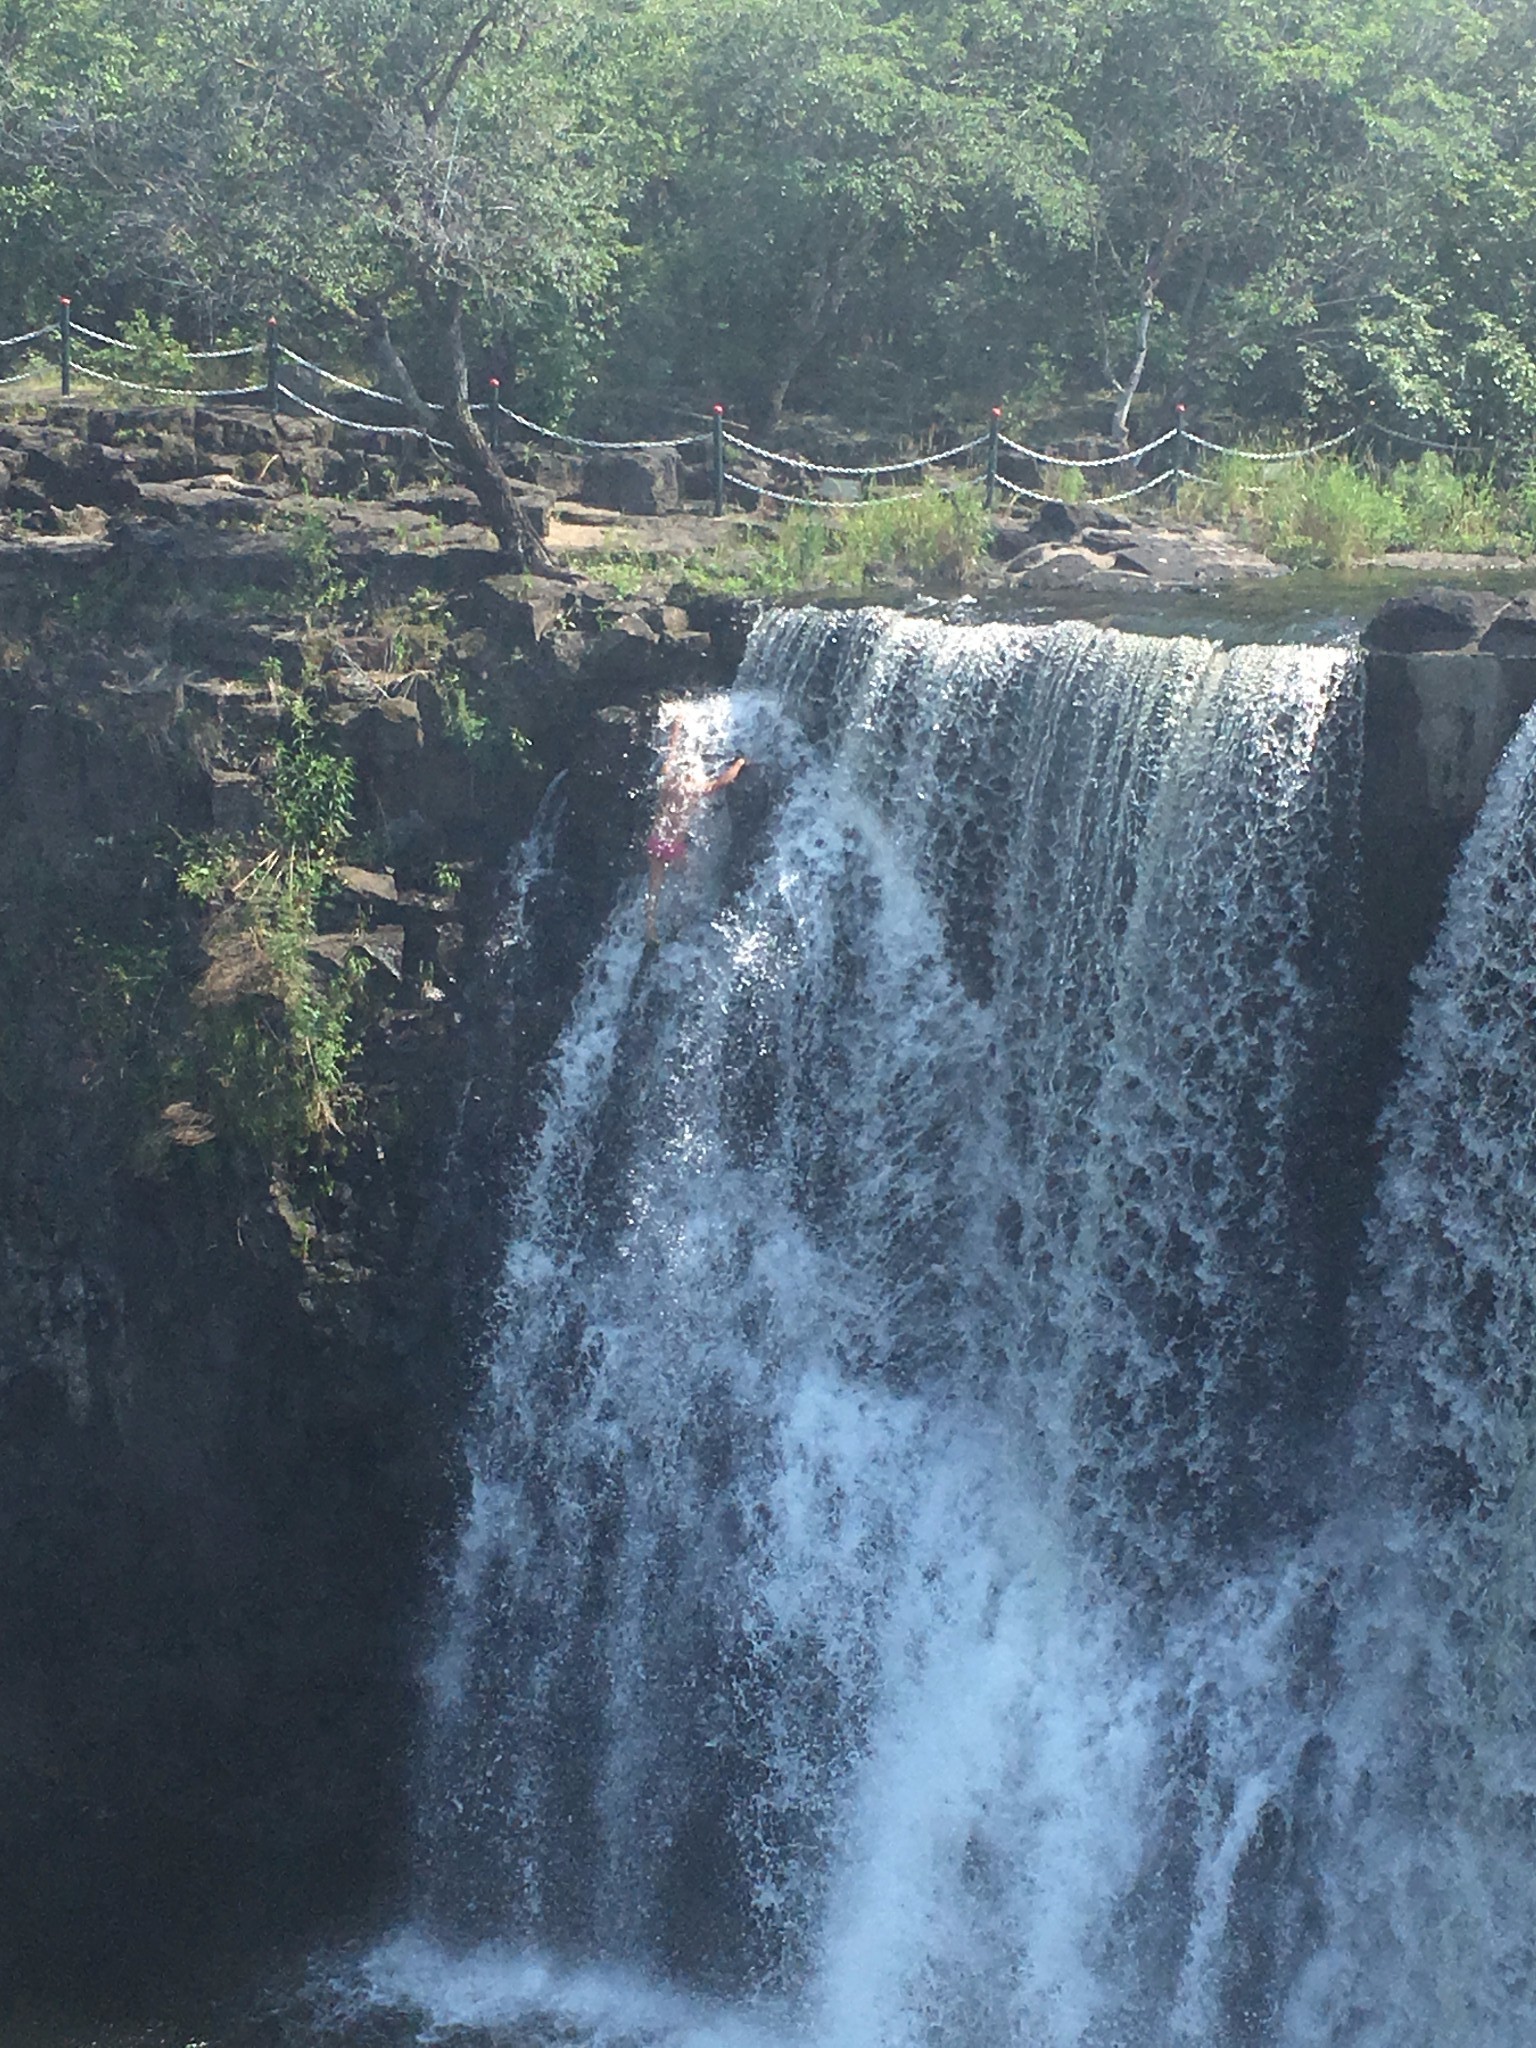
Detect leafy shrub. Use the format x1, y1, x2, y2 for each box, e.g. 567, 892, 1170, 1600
272, 736, 354, 855
1039, 463, 1088, 505
1183, 446, 1533, 566
117, 309, 195, 390
281, 510, 347, 616
434, 674, 489, 749
176, 726, 362, 1159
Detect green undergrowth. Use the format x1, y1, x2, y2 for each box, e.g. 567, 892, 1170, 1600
587, 451, 1536, 592
177, 710, 364, 1161
1181, 449, 1536, 568
588, 480, 991, 598
766, 482, 991, 592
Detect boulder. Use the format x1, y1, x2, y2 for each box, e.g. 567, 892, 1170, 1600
524, 450, 584, 499
331, 695, 423, 764
1020, 546, 1106, 586
580, 448, 682, 516
989, 517, 1038, 563
1026, 499, 1097, 544
192, 925, 278, 1006
1479, 593, 1536, 656
307, 926, 405, 983
136, 479, 272, 525
477, 573, 569, 646
1109, 532, 1282, 584
1362, 586, 1509, 653
329, 864, 400, 913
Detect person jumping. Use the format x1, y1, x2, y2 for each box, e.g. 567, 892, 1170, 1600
644, 717, 747, 943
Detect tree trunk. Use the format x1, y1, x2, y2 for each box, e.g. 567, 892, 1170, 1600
372, 298, 570, 578
1109, 272, 1158, 452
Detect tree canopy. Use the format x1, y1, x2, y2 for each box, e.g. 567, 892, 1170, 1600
3, 0, 1534, 453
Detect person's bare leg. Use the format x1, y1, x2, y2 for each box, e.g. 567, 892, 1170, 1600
645, 856, 665, 943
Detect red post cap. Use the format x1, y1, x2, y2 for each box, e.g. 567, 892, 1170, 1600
1176, 402, 1186, 413
991, 406, 1002, 418
267, 315, 277, 327
489, 376, 500, 388
58, 295, 70, 306
713, 403, 724, 416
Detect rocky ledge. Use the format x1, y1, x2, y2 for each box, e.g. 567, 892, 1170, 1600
987, 495, 1283, 592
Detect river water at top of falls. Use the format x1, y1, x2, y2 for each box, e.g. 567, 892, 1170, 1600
341, 607, 1536, 2048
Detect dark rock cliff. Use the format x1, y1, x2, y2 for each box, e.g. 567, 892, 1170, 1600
0, 404, 746, 2023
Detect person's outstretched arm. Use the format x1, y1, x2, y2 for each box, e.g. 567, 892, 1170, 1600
701, 755, 748, 795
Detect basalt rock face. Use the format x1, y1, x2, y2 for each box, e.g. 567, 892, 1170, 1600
0, 411, 748, 2021
1359, 585, 1536, 1096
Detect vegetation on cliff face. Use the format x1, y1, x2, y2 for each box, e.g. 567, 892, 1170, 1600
3, 0, 1534, 454
0, 453, 508, 1200
176, 718, 364, 1158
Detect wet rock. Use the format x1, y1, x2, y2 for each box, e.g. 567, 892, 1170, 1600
1363, 586, 1509, 653
1109, 532, 1283, 584
674, 590, 759, 668
1478, 592, 1536, 656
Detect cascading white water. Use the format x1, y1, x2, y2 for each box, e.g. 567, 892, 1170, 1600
1274, 704, 1536, 2048
354, 608, 1536, 2047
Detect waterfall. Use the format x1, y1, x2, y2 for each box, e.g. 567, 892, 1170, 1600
1277, 706, 1536, 2046
353, 608, 1536, 2047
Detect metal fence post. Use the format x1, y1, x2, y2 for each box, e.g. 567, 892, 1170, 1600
1171, 402, 1186, 508
489, 376, 501, 450
712, 404, 725, 516
58, 297, 71, 397
985, 406, 1002, 510
266, 316, 279, 417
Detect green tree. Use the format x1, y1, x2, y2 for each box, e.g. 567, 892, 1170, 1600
607, 0, 1084, 432
1055, 0, 1533, 441
2, 0, 626, 564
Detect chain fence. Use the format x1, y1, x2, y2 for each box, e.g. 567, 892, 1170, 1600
0, 300, 1515, 520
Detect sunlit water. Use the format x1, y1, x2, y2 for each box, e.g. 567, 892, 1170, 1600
333, 608, 1536, 2046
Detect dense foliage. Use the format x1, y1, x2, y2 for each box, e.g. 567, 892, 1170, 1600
2, 0, 1534, 447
